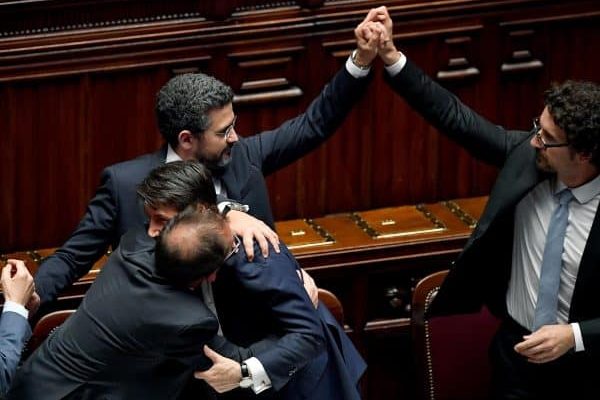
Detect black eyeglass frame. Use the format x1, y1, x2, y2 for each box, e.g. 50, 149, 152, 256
532, 117, 569, 149
213, 116, 237, 140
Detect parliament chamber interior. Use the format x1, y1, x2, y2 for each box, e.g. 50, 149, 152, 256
1, 0, 599, 399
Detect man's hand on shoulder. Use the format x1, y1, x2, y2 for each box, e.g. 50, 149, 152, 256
226, 211, 280, 261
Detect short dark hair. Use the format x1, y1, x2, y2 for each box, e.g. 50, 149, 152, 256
544, 80, 600, 166
155, 73, 234, 149
155, 206, 229, 286
137, 161, 216, 212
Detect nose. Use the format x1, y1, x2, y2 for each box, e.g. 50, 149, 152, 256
530, 133, 543, 149
226, 129, 239, 144
147, 221, 161, 238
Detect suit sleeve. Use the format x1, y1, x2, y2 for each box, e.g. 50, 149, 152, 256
385, 59, 529, 167
34, 167, 119, 304
235, 250, 326, 391
0, 312, 32, 396
164, 321, 261, 372
241, 66, 372, 176
579, 319, 600, 357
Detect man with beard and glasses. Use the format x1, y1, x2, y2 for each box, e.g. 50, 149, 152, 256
358, 6, 600, 399
32, 36, 380, 311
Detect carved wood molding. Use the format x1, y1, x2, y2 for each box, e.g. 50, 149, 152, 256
436, 33, 482, 81
1, 1, 598, 82
229, 45, 306, 105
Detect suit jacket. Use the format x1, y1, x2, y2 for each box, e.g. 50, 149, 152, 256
9, 227, 255, 400
35, 66, 372, 304
385, 59, 600, 357
0, 311, 31, 396
215, 244, 364, 400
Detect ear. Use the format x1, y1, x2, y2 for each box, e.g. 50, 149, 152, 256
177, 130, 195, 150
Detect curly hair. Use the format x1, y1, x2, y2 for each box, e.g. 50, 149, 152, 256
155, 73, 234, 149
544, 80, 600, 166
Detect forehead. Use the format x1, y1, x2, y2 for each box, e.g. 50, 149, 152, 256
206, 103, 234, 130
540, 107, 567, 140
144, 204, 178, 219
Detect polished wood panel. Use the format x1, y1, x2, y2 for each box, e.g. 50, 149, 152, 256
2, 1, 599, 252
1, 2, 600, 398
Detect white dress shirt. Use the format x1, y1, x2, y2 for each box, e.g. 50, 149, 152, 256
507, 175, 600, 351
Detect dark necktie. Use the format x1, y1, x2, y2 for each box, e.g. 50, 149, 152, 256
532, 189, 574, 331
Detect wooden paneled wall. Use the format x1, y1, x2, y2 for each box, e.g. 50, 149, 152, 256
1, 0, 599, 254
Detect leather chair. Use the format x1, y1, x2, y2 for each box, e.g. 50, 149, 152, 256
318, 288, 344, 326
412, 270, 501, 400
23, 309, 75, 358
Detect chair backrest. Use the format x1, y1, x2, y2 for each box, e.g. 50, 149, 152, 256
412, 270, 501, 400
23, 309, 75, 358
318, 288, 344, 326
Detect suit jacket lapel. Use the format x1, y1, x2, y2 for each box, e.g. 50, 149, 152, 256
220, 164, 241, 201
570, 204, 600, 321
470, 145, 543, 243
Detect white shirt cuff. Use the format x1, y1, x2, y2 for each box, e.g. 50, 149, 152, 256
244, 357, 272, 394
571, 322, 585, 352
384, 52, 407, 76
3, 300, 29, 319
345, 56, 371, 78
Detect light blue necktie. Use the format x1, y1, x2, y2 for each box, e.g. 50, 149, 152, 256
532, 189, 574, 331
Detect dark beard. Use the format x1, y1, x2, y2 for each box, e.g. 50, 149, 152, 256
204, 156, 232, 177
535, 150, 555, 173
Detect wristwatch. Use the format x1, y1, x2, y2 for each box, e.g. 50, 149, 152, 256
351, 49, 371, 70
239, 362, 253, 389
222, 201, 250, 217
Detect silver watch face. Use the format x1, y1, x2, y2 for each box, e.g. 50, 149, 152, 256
239, 377, 253, 389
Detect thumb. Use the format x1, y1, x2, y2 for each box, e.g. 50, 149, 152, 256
203, 345, 220, 361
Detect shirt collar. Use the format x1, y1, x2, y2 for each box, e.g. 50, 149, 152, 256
555, 173, 600, 204
166, 144, 183, 163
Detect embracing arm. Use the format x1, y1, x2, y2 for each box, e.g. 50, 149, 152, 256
34, 168, 119, 304
233, 250, 325, 391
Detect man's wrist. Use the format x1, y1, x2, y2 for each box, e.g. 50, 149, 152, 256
218, 201, 250, 217
351, 49, 373, 70
380, 47, 401, 66
2, 300, 29, 319
239, 362, 253, 389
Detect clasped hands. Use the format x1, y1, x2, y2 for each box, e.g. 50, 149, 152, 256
353, 6, 401, 68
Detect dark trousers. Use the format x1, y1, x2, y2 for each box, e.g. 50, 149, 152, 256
489, 317, 595, 400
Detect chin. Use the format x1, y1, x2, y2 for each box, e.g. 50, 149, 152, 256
535, 155, 555, 173
217, 155, 232, 168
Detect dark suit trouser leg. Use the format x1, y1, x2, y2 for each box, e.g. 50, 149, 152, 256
489, 318, 594, 400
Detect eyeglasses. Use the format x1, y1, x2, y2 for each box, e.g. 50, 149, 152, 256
532, 117, 569, 149
224, 235, 241, 261
214, 116, 237, 140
